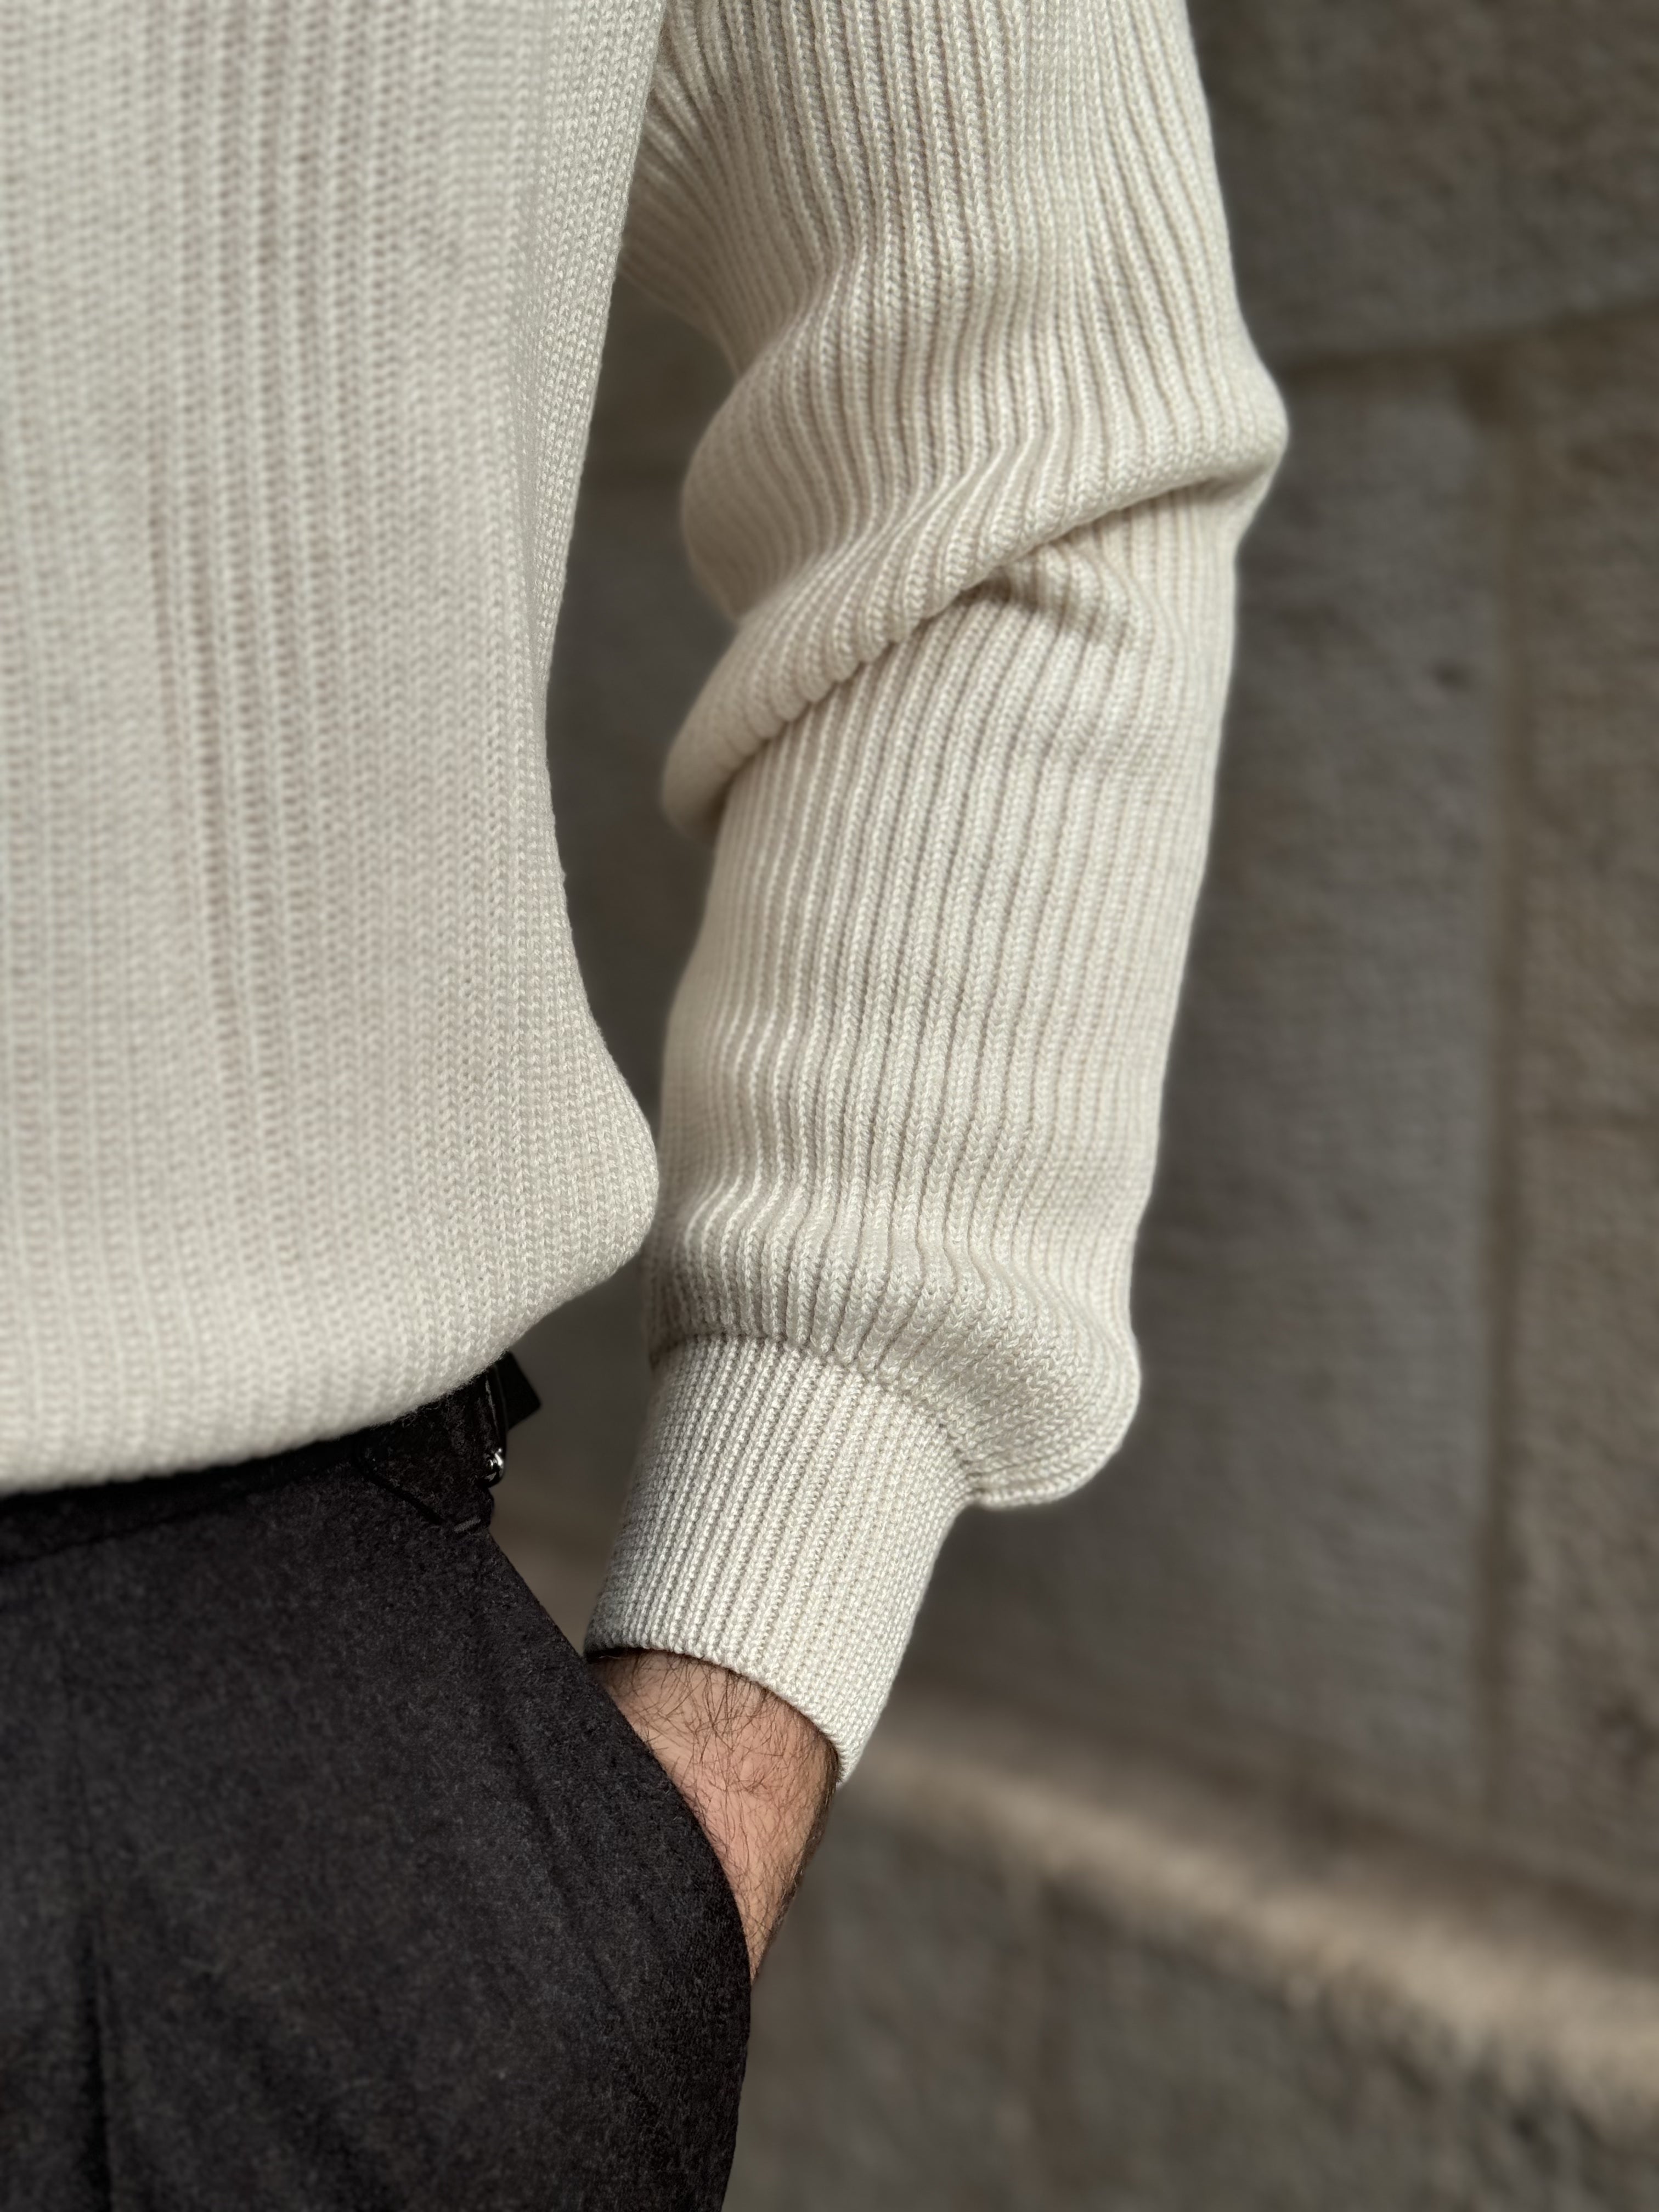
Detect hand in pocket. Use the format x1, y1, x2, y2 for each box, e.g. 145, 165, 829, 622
589, 1650, 837, 1977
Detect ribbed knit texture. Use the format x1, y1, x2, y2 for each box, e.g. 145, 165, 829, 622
588, 0, 1284, 1767
2, 0, 1283, 1767
2, 3, 668, 1481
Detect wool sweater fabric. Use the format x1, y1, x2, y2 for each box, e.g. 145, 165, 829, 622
1, 0, 1284, 1769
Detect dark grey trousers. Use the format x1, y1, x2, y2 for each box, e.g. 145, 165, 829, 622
0, 1383, 749, 2210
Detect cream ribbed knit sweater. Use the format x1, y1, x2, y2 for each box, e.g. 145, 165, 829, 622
1, 0, 1283, 1768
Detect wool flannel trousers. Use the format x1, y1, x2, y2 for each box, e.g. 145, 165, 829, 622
0, 1373, 751, 2211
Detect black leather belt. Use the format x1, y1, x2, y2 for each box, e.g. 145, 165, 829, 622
0, 1353, 541, 1566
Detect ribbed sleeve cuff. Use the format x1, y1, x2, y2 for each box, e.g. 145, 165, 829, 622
584, 1338, 970, 1774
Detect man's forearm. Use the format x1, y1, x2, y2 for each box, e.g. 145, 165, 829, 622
589, 1650, 836, 1976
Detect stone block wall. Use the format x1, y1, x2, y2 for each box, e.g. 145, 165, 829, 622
495, 4, 1659, 2198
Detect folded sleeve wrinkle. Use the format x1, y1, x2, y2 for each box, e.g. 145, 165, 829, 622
618, 0, 1285, 835
586, 0, 1287, 1770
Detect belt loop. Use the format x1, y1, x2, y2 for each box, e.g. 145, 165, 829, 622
354, 1371, 499, 1533
484, 1363, 508, 1482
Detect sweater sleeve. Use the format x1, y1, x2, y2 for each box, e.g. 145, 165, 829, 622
583, 0, 1287, 1771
